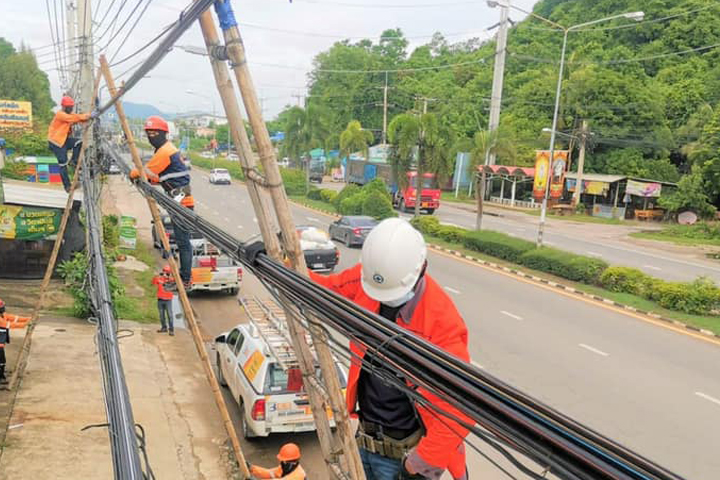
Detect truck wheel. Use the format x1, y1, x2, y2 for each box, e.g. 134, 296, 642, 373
216, 353, 227, 387
228, 287, 239, 296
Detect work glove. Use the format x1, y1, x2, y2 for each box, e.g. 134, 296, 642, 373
90, 109, 100, 119
161, 248, 171, 260
241, 240, 266, 266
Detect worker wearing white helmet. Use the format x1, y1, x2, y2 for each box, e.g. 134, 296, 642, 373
310, 218, 471, 480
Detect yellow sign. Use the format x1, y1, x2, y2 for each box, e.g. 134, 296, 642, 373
533, 151, 550, 198
0, 100, 33, 129
191, 267, 213, 284
243, 350, 265, 382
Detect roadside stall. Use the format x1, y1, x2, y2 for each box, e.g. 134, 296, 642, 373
565, 173, 626, 220
479, 164, 537, 209
623, 178, 676, 221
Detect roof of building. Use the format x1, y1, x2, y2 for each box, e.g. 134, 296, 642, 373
2, 179, 83, 209
478, 164, 536, 177
565, 172, 626, 183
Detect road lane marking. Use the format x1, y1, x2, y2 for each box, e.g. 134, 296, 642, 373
695, 392, 720, 407
224, 217, 230, 222
253, 218, 258, 223
306, 217, 320, 223
578, 343, 609, 357
644, 265, 662, 271
587, 251, 603, 257
237, 225, 244, 229
444, 286, 461, 295
500, 310, 523, 320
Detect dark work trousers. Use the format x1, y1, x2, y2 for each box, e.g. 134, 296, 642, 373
49, 136, 82, 191
157, 299, 173, 331
172, 220, 193, 284
0, 348, 6, 380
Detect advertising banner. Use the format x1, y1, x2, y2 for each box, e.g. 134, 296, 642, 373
0, 205, 60, 240
626, 180, 661, 198
566, 179, 609, 195
0, 100, 33, 130
534, 150, 569, 199
119, 215, 137, 249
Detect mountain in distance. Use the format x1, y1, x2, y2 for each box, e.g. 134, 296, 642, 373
109, 102, 211, 120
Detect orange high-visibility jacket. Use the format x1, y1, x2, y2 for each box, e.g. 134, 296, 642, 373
310, 264, 471, 477
47, 110, 90, 147
130, 142, 194, 208
152, 275, 174, 300
0, 313, 30, 348
250, 464, 306, 479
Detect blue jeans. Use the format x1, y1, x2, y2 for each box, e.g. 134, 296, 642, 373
49, 137, 81, 191
172, 219, 192, 284
157, 299, 173, 330
360, 448, 403, 480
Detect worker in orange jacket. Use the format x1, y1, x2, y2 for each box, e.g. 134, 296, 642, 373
309, 218, 471, 480
152, 265, 175, 336
130, 116, 194, 287
47, 96, 94, 192
0, 298, 30, 384
250, 443, 306, 479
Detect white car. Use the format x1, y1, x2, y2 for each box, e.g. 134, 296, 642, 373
227, 153, 239, 161
215, 309, 347, 438
209, 168, 231, 184
200, 151, 215, 159
278, 157, 290, 168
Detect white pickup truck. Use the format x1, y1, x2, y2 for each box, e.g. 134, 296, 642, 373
190, 253, 242, 295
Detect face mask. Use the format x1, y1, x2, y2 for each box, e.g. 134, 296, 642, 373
382, 289, 415, 308
63, 106, 73, 114
147, 131, 167, 150
281, 461, 298, 475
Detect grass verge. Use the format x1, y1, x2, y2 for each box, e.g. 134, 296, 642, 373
289, 195, 337, 214
424, 234, 720, 336
523, 208, 626, 225
629, 230, 720, 248
115, 240, 161, 323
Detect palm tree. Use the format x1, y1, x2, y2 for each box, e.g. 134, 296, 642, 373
340, 120, 374, 160
388, 112, 449, 217
470, 128, 516, 229
283, 103, 331, 162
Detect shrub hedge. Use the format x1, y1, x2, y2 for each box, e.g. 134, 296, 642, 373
518, 248, 608, 284
647, 278, 720, 315
307, 187, 323, 200
362, 191, 396, 220
333, 184, 361, 210
340, 195, 364, 215
320, 189, 338, 204
462, 230, 535, 262
599, 267, 656, 297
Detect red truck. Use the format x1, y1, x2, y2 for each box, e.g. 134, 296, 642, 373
347, 159, 441, 214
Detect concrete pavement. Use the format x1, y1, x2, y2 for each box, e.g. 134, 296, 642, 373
188, 169, 720, 479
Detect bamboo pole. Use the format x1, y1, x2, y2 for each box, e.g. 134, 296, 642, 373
6, 68, 103, 392
197, 12, 344, 472
218, 16, 365, 480
99, 55, 251, 479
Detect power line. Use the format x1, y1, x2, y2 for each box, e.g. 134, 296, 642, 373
574, 3, 720, 32
109, 21, 174, 68
98, 0, 147, 53
286, 0, 479, 8
108, 0, 156, 63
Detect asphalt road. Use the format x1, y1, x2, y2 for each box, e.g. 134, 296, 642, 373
187, 170, 720, 479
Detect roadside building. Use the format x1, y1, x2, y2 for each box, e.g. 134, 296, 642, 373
0, 179, 85, 279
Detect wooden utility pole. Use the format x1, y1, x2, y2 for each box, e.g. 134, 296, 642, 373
76, 0, 93, 113
6, 68, 102, 391
572, 120, 588, 207
65, 0, 77, 92
487, 2, 509, 166
99, 55, 251, 479
216, 12, 365, 480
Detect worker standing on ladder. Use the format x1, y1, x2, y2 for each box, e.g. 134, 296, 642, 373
130, 116, 194, 288
309, 218, 471, 480
249, 443, 306, 479
47, 96, 94, 192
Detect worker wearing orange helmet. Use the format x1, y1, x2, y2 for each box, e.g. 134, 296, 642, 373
0, 298, 30, 384
151, 265, 175, 336
249, 443, 306, 479
47, 95, 95, 192
130, 116, 194, 287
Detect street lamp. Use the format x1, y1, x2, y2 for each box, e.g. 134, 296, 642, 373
489, 1, 643, 245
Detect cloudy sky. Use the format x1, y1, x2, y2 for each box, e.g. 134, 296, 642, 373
1, 0, 537, 119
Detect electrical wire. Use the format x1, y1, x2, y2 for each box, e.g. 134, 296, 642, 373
108, 0, 156, 63
287, 0, 479, 8
98, 0, 149, 54
109, 21, 174, 68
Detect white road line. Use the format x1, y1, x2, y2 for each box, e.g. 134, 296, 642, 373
500, 310, 523, 320
306, 216, 320, 223
253, 217, 258, 223
224, 217, 230, 222
578, 343, 609, 357
471, 360, 484, 370
695, 392, 720, 407
444, 286, 461, 295
644, 265, 662, 271
442, 222, 463, 228
237, 225, 244, 229
587, 251, 603, 257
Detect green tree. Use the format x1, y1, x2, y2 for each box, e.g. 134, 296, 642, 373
659, 171, 716, 219
0, 39, 54, 124
283, 104, 330, 161
339, 120, 374, 160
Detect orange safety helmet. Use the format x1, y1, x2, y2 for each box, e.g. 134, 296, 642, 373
162, 265, 172, 274
277, 443, 301, 462
144, 115, 169, 132
60, 96, 75, 107
0, 298, 4, 309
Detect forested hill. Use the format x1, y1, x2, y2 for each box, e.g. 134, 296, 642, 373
274, 0, 720, 200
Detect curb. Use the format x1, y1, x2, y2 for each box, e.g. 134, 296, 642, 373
289, 199, 720, 342
427, 244, 720, 341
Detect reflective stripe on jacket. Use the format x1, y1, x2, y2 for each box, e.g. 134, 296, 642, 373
250, 464, 306, 479
310, 264, 471, 478
48, 110, 89, 147
152, 275, 174, 300
132, 142, 194, 207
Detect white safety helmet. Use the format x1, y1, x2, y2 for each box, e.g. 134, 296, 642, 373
361, 218, 427, 304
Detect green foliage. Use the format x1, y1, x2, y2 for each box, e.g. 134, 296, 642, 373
4, 131, 52, 156
320, 189, 338, 204
462, 230, 535, 262
362, 178, 391, 199
599, 267, 656, 297
648, 278, 720, 315
102, 215, 120, 250
339, 194, 364, 215
189, 153, 245, 180
435, 225, 468, 243
333, 184, 362, 210
0, 39, 54, 123
279, 168, 308, 196
57, 252, 125, 318
0, 159, 29, 180
340, 120, 374, 159
410, 215, 442, 236
283, 104, 330, 160
307, 187, 323, 200
518, 248, 608, 284
658, 171, 716, 219
362, 191, 396, 220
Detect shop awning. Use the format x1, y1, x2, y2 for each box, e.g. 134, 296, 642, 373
478, 165, 535, 178
565, 173, 626, 183
2, 179, 83, 209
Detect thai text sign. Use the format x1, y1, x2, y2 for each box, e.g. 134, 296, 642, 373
119, 215, 137, 249
626, 180, 661, 198
534, 150, 569, 199
0, 205, 60, 240
0, 100, 33, 129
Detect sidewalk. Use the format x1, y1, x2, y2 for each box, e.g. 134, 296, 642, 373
0, 316, 232, 479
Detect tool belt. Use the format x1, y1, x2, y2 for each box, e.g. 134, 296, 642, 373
356, 421, 422, 461
164, 184, 191, 197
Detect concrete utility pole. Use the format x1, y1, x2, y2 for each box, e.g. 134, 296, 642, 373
486, 0, 509, 166
65, 0, 76, 93
76, 0, 93, 113
572, 120, 588, 207
382, 71, 389, 145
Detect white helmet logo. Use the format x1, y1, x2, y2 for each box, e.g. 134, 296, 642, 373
372, 273, 384, 284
